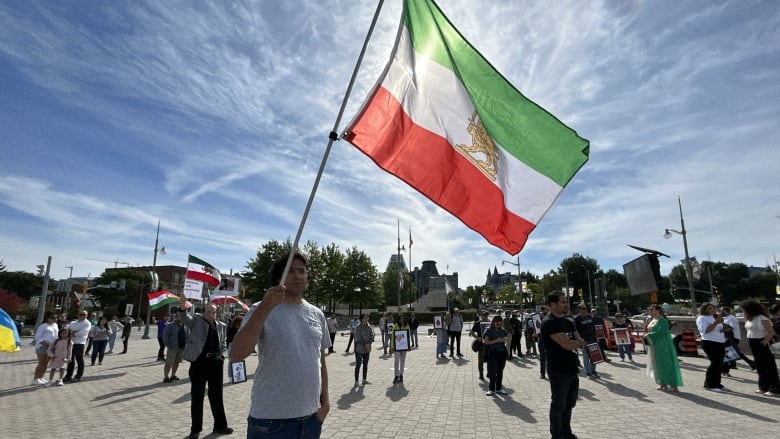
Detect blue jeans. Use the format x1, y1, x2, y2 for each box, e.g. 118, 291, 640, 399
410, 329, 418, 347
581, 347, 596, 375
548, 369, 579, 439
617, 344, 632, 360
108, 332, 118, 352
247, 413, 322, 439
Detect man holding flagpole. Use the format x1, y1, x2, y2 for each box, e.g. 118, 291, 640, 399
230, 252, 331, 439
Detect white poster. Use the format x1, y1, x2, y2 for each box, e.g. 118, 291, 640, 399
184, 278, 204, 300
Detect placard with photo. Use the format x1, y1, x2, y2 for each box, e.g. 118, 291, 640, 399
613, 328, 631, 346
229, 361, 247, 384
394, 329, 410, 351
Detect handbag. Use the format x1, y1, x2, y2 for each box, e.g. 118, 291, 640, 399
723, 345, 739, 363
472, 338, 483, 353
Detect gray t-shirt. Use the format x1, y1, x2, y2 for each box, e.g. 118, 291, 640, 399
242, 299, 331, 419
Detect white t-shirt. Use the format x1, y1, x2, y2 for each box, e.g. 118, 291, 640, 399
696, 315, 725, 343
68, 319, 92, 345
723, 314, 741, 340
34, 322, 58, 349
745, 315, 769, 339
243, 299, 330, 419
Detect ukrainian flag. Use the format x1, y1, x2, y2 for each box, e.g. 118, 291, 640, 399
0, 306, 21, 353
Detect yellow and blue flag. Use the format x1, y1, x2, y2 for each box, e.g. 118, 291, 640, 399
0, 307, 21, 353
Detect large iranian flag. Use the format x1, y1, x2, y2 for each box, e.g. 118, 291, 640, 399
186, 254, 221, 288
344, 0, 589, 254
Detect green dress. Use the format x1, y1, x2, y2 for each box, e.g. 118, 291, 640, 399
646, 317, 683, 387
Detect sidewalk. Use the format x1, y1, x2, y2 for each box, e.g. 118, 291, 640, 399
1, 325, 778, 438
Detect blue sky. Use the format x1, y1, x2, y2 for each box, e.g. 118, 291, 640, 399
1, 0, 779, 289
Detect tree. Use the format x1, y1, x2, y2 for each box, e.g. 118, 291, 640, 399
0, 288, 26, 316
0, 271, 42, 299
241, 239, 293, 303
381, 259, 410, 308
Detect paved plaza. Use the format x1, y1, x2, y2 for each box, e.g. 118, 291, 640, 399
2, 325, 778, 438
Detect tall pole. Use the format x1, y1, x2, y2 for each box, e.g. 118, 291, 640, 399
34, 256, 52, 330
396, 220, 402, 312
515, 254, 521, 306
408, 226, 413, 309
678, 197, 697, 315
142, 221, 162, 339
585, 270, 593, 309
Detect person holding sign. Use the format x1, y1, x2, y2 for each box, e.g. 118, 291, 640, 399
612, 313, 634, 363
574, 305, 600, 378
390, 313, 411, 384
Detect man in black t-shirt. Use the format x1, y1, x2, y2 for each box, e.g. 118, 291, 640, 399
541, 292, 585, 439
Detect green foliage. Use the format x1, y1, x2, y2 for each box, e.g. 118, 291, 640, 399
0, 288, 26, 315
242, 240, 382, 312
241, 239, 293, 303
0, 271, 42, 299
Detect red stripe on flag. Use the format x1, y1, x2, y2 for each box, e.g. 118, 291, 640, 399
346, 87, 534, 254
187, 271, 219, 287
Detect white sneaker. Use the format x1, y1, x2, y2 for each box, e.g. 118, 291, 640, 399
32, 378, 45, 385
57, 380, 64, 386
497, 389, 508, 395
485, 391, 495, 396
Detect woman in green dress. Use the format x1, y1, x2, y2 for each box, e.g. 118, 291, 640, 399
645, 305, 683, 392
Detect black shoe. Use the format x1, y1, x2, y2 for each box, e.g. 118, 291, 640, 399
71, 377, 81, 383
393, 376, 399, 384
188, 432, 200, 439
212, 427, 233, 435
63, 377, 72, 383
540, 375, 547, 380
479, 375, 485, 381
163, 377, 172, 383
399, 375, 403, 382
457, 353, 464, 357
171, 375, 180, 381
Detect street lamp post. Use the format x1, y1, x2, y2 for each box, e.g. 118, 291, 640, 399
142, 221, 166, 339
664, 196, 697, 315
501, 254, 521, 305
584, 269, 593, 309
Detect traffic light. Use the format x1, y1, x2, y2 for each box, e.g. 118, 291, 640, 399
36, 264, 45, 276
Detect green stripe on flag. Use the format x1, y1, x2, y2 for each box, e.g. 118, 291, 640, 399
404, 0, 589, 187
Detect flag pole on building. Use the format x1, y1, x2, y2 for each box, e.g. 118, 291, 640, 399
277, 0, 388, 287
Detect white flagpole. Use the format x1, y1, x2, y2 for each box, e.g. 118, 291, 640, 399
279, 0, 388, 286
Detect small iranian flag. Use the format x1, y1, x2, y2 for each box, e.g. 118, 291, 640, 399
148, 290, 179, 311
344, 0, 589, 254
186, 254, 221, 288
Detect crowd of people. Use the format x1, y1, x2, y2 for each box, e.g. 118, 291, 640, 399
26, 259, 780, 439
